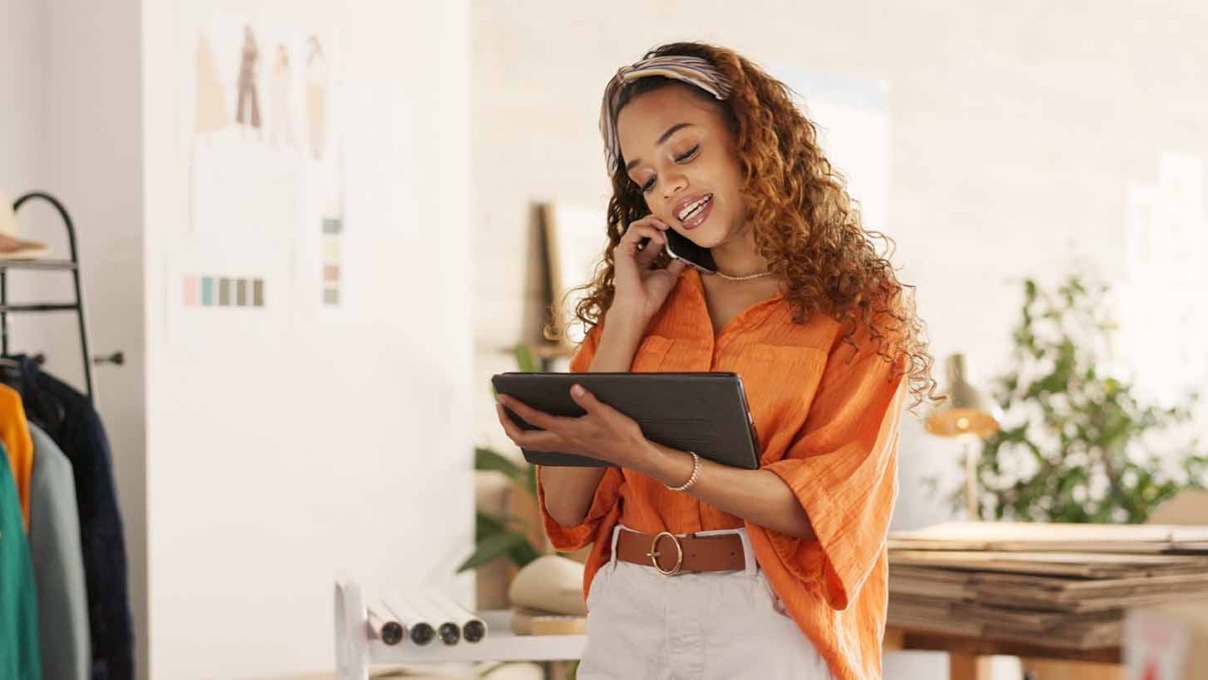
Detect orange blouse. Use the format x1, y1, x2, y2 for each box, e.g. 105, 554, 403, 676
537, 268, 906, 680
0, 384, 35, 529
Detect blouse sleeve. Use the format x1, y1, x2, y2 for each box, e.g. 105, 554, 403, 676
537, 324, 625, 551
756, 332, 907, 610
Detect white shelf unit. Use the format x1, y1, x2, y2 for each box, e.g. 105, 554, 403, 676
334, 581, 587, 680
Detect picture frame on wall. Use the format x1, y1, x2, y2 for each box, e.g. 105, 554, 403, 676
540, 202, 607, 348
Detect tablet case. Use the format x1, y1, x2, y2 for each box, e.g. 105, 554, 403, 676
491, 372, 761, 470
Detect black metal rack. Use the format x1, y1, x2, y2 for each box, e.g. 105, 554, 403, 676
1, 191, 122, 404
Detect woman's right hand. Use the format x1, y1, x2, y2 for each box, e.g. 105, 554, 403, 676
611, 216, 689, 325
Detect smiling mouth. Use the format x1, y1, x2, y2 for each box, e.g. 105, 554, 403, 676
676, 195, 712, 224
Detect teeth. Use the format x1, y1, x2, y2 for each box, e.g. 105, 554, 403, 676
677, 196, 710, 222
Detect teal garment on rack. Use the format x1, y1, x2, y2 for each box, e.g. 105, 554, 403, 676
1, 438, 42, 680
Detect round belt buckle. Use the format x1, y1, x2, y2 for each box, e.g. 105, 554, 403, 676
646, 531, 684, 576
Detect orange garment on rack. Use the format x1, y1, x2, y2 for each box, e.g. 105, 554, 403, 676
537, 268, 906, 680
0, 384, 34, 529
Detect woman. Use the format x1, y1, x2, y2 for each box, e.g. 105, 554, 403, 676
496, 42, 935, 680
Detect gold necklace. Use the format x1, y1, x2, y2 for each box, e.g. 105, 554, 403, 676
712, 269, 773, 282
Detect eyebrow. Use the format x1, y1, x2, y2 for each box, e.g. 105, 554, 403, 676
625, 122, 695, 172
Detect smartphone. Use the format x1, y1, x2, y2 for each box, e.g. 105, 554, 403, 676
664, 228, 717, 274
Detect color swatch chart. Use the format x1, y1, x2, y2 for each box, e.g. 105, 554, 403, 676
322, 215, 342, 306
182, 275, 266, 308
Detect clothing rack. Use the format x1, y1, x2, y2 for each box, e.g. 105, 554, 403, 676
1, 191, 123, 404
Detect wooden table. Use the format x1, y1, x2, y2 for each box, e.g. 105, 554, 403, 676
885, 626, 1122, 680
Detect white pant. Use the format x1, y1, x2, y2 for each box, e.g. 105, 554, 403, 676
576, 526, 834, 680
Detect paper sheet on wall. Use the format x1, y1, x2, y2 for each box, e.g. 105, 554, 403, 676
165, 235, 289, 349
186, 16, 337, 238
172, 13, 344, 341
294, 81, 413, 326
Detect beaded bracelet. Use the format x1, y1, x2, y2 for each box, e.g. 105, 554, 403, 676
666, 451, 701, 492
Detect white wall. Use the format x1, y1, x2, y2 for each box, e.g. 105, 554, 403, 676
0, 0, 50, 344
43, 0, 149, 675
0, 0, 46, 194
142, 0, 473, 677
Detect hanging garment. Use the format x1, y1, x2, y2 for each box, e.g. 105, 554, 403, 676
0, 382, 35, 527
11, 355, 133, 680
31, 423, 90, 680
0, 439, 41, 680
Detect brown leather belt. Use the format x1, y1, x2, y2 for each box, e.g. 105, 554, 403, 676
614, 529, 746, 575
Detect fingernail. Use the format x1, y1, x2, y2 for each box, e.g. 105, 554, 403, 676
571, 384, 585, 397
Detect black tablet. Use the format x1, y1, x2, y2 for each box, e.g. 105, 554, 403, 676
491, 372, 761, 470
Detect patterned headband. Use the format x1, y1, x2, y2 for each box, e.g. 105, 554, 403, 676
599, 55, 732, 172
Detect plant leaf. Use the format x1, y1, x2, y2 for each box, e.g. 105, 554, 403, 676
476, 447, 529, 483
475, 509, 506, 540
506, 538, 541, 568
457, 530, 532, 572
475, 509, 531, 537
513, 343, 540, 373
524, 463, 538, 498
968, 271, 1201, 525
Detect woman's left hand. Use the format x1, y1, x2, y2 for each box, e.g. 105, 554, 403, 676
495, 384, 651, 469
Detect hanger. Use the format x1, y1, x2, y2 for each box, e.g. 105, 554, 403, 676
0, 356, 22, 392
0, 353, 45, 387
0, 353, 45, 368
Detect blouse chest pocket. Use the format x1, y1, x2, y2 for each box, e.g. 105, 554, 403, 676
629, 335, 674, 372
721, 344, 828, 462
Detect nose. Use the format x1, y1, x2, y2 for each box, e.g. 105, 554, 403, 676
661, 168, 688, 200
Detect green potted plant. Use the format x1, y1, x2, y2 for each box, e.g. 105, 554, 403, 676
460, 344, 545, 574
460, 447, 542, 573
965, 272, 1206, 522
461, 345, 582, 679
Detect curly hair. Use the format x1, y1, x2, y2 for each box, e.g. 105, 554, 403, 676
564, 41, 936, 407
